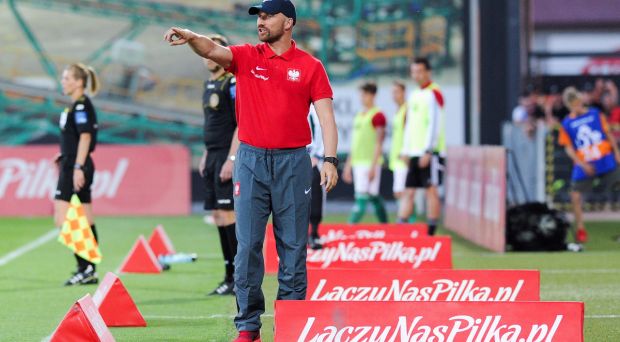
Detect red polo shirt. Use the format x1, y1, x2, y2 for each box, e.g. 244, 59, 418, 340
227, 40, 333, 148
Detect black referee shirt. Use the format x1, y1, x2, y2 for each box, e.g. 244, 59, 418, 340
203, 73, 237, 150
59, 95, 98, 157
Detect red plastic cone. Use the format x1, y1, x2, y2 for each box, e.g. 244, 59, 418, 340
147, 225, 175, 257
93, 273, 147, 327
118, 235, 162, 274
50, 294, 115, 342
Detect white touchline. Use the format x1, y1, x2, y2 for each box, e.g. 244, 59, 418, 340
0, 229, 58, 267
585, 314, 620, 319
543, 269, 620, 274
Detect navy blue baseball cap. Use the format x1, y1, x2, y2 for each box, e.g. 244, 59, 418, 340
249, 0, 297, 25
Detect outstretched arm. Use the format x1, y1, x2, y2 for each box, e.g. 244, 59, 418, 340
164, 27, 233, 69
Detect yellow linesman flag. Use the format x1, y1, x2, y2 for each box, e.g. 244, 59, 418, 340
57, 194, 102, 264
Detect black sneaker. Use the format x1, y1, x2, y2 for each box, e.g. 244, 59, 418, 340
209, 281, 234, 296
64, 265, 98, 286
308, 237, 323, 250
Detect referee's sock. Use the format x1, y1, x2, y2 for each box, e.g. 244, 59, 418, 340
427, 219, 438, 236
216, 225, 234, 283
348, 195, 369, 224
225, 223, 237, 282
224, 223, 238, 283
370, 196, 388, 223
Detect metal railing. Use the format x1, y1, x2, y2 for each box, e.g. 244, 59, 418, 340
0, 81, 204, 158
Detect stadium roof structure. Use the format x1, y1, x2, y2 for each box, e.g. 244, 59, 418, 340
0, 80, 203, 155
7, 0, 259, 89
7, 0, 460, 84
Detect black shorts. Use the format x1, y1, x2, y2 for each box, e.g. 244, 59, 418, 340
55, 156, 95, 203
572, 167, 620, 193
203, 148, 234, 211
405, 154, 444, 188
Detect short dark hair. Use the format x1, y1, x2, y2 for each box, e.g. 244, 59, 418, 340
393, 80, 406, 91
360, 81, 377, 95
413, 57, 431, 71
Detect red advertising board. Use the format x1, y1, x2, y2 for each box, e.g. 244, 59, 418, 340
444, 146, 464, 230
275, 300, 584, 342
264, 223, 429, 274
445, 146, 506, 252
315, 223, 429, 242
305, 237, 452, 270
482, 147, 507, 251
0, 145, 190, 216
307, 269, 539, 301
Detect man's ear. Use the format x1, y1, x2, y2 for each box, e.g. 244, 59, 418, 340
284, 17, 294, 31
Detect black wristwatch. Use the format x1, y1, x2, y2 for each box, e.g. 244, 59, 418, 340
73, 163, 84, 171
324, 156, 339, 168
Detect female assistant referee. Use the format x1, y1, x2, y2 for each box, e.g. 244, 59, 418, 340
54, 63, 100, 286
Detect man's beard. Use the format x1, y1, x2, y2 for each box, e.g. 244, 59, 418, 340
259, 28, 284, 43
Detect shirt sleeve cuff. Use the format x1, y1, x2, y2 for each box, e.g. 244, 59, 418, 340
311, 94, 334, 103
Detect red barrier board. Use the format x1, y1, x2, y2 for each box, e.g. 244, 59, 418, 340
275, 301, 584, 342
445, 146, 506, 252
0, 145, 190, 216
264, 223, 429, 273
482, 147, 507, 252
315, 223, 429, 243
306, 237, 452, 270
307, 269, 539, 301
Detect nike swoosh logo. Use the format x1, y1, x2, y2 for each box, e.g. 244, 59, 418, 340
251, 69, 269, 81
305, 188, 311, 195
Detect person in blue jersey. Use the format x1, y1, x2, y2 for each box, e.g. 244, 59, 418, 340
558, 87, 620, 243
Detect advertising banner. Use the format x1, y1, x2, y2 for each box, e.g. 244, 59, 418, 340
275, 300, 584, 342
445, 146, 506, 252
264, 223, 429, 274
0, 145, 190, 216
305, 237, 452, 270
307, 269, 539, 301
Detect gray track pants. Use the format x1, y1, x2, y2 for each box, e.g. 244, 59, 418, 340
233, 143, 312, 332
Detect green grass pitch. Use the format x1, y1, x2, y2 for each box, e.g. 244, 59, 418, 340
0, 215, 618, 341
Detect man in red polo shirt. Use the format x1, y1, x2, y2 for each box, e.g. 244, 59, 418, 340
164, 1, 338, 340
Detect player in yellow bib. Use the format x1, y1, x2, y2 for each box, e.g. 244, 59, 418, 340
389, 80, 413, 222
400, 58, 445, 235
343, 82, 388, 223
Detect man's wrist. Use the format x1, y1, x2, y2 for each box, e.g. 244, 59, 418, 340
324, 156, 339, 168
73, 163, 84, 171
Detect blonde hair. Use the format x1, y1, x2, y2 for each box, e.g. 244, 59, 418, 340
67, 63, 100, 96
562, 86, 580, 109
